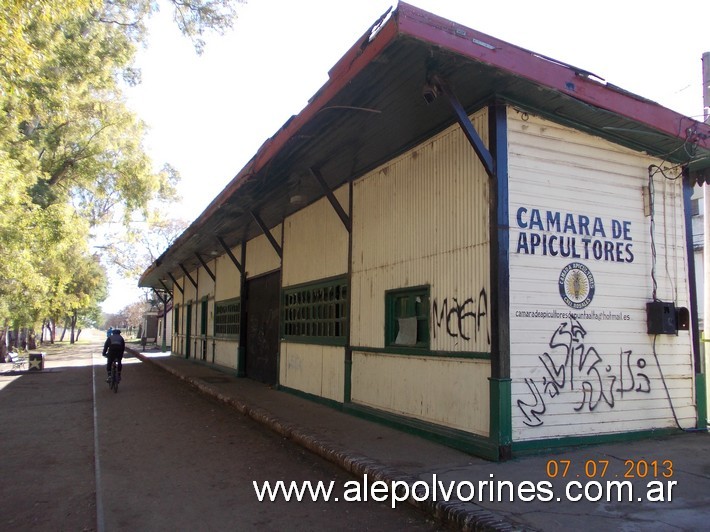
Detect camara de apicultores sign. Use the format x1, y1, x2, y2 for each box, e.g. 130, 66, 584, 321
514, 207, 634, 264
514, 206, 636, 310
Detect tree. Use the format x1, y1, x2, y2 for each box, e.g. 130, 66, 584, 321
0, 0, 243, 352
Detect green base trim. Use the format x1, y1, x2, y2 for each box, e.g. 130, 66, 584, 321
696, 373, 707, 429
351, 345, 491, 360
489, 378, 512, 456
512, 427, 681, 456
344, 403, 501, 461
278, 385, 345, 411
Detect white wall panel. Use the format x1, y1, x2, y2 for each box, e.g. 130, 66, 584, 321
507, 110, 695, 441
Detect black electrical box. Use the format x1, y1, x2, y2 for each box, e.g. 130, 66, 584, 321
646, 301, 677, 335
676, 306, 690, 331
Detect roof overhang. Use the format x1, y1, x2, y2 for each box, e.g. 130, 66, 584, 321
140, 1, 710, 290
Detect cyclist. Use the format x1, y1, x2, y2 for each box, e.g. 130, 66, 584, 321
102, 328, 125, 383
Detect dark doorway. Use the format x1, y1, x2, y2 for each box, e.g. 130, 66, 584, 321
245, 271, 280, 385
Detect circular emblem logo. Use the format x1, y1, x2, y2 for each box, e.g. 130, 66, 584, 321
558, 262, 595, 309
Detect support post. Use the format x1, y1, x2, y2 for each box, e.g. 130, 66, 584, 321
488, 101, 512, 459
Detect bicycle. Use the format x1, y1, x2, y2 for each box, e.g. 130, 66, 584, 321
108, 358, 119, 393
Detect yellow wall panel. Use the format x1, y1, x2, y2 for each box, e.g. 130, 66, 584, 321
351, 352, 490, 435
246, 224, 282, 278
351, 110, 490, 354
283, 185, 349, 287
280, 343, 345, 402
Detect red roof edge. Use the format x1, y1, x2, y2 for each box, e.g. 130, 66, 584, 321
395, 2, 710, 150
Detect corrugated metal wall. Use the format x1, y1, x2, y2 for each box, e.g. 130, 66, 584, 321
351, 110, 490, 353
508, 109, 695, 441
351, 352, 490, 434
246, 224, 282, 278
280, 185, 349, 396
282, 185, 349, 287
280, 344, 345, 402
215, 247, 242, 301
349, 110, 491, 435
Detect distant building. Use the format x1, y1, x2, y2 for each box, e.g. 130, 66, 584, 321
139, 2, 710, 459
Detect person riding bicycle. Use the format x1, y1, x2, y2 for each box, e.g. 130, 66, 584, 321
102, 328, 125, 383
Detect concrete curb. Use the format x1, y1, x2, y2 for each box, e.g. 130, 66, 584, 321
131, 349, 525, 531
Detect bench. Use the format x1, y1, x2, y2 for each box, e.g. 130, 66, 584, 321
7, 351, 27, 371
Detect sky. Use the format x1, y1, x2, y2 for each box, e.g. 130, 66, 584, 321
103, 0, 710, 313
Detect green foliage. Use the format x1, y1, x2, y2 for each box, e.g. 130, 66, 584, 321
0, 0, 242, 333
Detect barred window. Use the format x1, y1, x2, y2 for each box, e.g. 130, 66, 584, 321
283, 277, 348, 345
214, 298, 241, 337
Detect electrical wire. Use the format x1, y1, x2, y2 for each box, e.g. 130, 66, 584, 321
652, 335, 709, 433
648, 166, 658, 301
647, 163, 708, 432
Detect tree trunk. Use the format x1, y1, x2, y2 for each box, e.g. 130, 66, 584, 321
59, 318, 68, 342
69, 311, 78, 344
9, 327, 19, 350
76, 328, 82, 341
0, 322, 8, 361
27, 328, 37, 350
50, 319, 56, 343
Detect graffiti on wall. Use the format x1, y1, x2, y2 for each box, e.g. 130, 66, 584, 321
432, 288, 490, 345
517, 315, 650, 427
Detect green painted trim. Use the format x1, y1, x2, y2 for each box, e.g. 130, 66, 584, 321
345, 403, 500, 461
696, 373, 707, 429
214, 297, 241, 337
283, 274, 348, 291
489, 378, 512, 458
280, 336, 346, 347
281, 275, 348, 345
278, 385, 344, 411
344, 353, 352, 403
512, 427, 680, 455
351, 345, 490, 360
384, 285, 430, 349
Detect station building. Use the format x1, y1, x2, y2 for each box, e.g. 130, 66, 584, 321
139, 2, 710, 460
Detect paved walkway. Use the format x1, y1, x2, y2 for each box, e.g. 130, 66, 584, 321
131, 348, 710, 531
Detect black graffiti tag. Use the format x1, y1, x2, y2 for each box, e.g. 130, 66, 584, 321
432, 289, 490, 345
517, 316, 650, 427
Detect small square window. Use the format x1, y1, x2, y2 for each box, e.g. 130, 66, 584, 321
385, 286, 430, 349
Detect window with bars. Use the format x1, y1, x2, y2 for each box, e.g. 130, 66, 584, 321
214, 298, 241, 337
385, 286, 430, 349
282, 277, 348, 345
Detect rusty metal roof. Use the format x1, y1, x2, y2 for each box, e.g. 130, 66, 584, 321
139, 1, 710, 291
